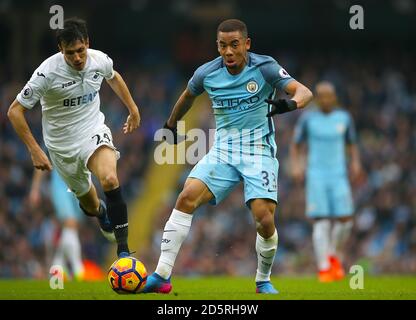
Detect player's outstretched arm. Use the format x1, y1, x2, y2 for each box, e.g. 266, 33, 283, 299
266, 80, 313, 116
106, 70, 141, 134
163, 87, 197, 144
7, 100, 52, 171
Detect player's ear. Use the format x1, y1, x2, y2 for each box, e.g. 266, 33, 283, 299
58, 43, 63, 53
216, 40, 221, 53
246, 37, 251, 51
85, 38, 90, 48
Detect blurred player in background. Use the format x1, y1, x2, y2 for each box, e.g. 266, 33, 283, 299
7, 17, 141, 258
29, 170, 85, 280
290, 81, 362, 282
143, 19, 313, 294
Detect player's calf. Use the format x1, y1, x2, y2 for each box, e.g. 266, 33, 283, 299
104, 187, 130, 256
174, 178, 214, 213
250, 199, 279, 291
154, 209, 193, 279
79, 199, 100, 217
79, 199, 116, 243
255, 229, 278, 283
250, 199, 276, 238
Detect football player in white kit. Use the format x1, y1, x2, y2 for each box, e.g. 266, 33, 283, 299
7, 18, 140, 258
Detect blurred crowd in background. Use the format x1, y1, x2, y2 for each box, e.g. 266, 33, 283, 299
0, 0, 415, 278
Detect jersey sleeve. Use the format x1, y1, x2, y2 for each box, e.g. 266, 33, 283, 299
293, 112, 309, 144
345, 113, 357, 144
16, 68, 50, 109
102, 53, 115, 80
259, 57, 295, 91
187, 65, 206, 96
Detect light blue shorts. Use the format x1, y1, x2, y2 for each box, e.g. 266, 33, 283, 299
306, 173, 354, 218
51, 171, 83, 222
188, 148, 279, 205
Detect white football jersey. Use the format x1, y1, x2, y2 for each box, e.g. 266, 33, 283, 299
16, 48, 115, 154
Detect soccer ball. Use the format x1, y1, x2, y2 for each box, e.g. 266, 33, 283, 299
108, 257, 147, 294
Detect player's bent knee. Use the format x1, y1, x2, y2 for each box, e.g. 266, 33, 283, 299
100, 173, 119, 191
253, 207, 275, 237
176, 189, 199, 213
256, 213, 275, 229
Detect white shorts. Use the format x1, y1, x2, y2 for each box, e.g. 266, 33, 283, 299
48, 124, 120, 197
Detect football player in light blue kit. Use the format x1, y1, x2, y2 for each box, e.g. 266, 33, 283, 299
143, 19, 313, 294
290, 81, 362, 282
30, 169, 87, 280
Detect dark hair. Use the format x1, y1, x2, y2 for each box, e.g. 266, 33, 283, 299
217, 19, 248, 38
56, 17, 88, 46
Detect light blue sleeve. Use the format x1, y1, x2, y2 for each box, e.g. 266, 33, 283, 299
258, 56, 295, 91
187, 58, 222, 96
293, 112, 309, 144
187, 66, 206, 96
345, 113, 357, 144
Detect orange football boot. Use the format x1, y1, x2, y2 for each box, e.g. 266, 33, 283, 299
329, 255, 345, 280
318, 269, 334, 283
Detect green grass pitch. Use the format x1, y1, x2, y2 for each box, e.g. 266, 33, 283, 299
0, 275, 415, 300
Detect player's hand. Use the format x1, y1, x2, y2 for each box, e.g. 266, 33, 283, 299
265, 99, 297, 116
123, 111, 141, 134
161, 122, 186, 145
31, 149, 52, 171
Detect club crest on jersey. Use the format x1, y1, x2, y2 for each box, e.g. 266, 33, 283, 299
246, 80, 259, 93
279, 68, 290, 78
22, 86, 33, 99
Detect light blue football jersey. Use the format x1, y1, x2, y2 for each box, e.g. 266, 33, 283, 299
188, 52, 295, 158
293, 106, 357, 177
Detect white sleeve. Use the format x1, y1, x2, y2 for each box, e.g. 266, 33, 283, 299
16, 68, 50, 109
102, 53, 115, 80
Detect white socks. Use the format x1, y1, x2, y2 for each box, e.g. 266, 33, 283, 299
313, 219, 353, 271
155, 210, 278, 282
52, 227, 84, 276
255, 229, 278, 282
155, 209, 193, 279
312, 219, 331, 271
329, 220, 353, 260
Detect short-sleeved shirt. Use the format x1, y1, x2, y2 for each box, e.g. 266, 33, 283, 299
188, 52, 295, 158
16, 48, 115, 154
293, 107, 357, 177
